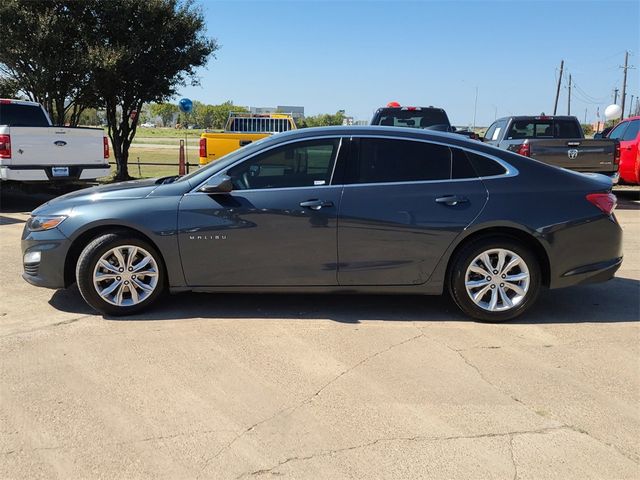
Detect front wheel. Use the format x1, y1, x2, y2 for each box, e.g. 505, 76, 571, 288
76, 233, 166, 316
449, 237, 541, 322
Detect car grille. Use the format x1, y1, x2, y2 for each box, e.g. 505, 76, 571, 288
24, 263, 39, 276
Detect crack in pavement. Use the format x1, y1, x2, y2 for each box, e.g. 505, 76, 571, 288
443, 341, 640, 466
235, 426, 570, 479
509, 434, 518, 480
198, 331, 426, 476
2, 428, 238, 456
0, 314, 92, 338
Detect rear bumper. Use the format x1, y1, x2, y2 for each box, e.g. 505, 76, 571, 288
1, 164, 111, 182
555, 257, 622, 288
548, 215, 624, 289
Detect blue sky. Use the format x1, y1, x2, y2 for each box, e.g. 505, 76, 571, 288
178, 0, 639, 126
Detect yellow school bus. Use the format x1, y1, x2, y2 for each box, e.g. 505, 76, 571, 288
199, 112, 297, 166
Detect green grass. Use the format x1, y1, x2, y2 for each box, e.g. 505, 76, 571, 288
101, 146, 200, 181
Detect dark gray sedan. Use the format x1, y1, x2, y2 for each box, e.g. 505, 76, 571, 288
21, 126, 623, 321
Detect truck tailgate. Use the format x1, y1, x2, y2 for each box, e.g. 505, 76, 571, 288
7, 126, 104, 166
528, 138, 617, 173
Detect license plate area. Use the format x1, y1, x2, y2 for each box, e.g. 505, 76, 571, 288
51, 167, 69, 177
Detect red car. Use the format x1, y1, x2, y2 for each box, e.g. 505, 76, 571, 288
607, 116, 640, 184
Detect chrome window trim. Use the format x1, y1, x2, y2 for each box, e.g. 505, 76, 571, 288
188, 133, 517, 194
346, 134, 518, 184
189, 135, 345, 194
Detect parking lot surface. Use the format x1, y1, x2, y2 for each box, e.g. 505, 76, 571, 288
1, 188, 639, 479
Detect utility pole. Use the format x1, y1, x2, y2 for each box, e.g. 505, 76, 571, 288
584, 108, 587, 124
630, 95, 635, 117
614, 88, 619, 104
567, 74, 572, 115
620, 51, 630, 119
553, 60, 564, 115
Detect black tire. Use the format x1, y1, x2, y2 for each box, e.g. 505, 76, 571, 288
448, 236, 541, 322
76, 232, 166, 316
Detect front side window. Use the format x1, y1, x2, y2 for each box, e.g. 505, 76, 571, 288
345, 138, 452, 184
228, 139, 339, 190
484, 122, 497, 142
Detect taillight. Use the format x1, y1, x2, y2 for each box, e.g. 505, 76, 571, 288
586, 193, 617, 215
0, 134, 11, 159
614, 142, 620, 166
517, 143, 530, 157
199, 137, 207, 158
103, 136, 109, 159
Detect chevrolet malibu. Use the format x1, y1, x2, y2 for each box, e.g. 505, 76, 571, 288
21, 126, 623, 322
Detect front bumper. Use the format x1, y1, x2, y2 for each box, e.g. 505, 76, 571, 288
21, 227, 71, 289
1, 164, 111, 182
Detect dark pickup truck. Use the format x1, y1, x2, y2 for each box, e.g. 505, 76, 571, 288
483, 115, 619, 182
370, 105, 480, 140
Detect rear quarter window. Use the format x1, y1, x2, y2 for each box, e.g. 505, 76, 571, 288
466, 151, 507, 177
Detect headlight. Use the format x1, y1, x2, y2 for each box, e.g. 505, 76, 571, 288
27, 215, 67, 232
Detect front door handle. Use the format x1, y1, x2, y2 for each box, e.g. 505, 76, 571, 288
435, 195, 469, 206
300, 199, 334, 210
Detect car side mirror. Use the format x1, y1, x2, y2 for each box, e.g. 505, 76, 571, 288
450, 126, 457, 132
199, 175, 233, 194
593, 132, 603, 139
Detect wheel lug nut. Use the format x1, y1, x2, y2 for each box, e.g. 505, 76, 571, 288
132, 275, 136, 279
119, 268, 124, 272
128, 267, 133, 271
124, 281, 129, 285
491, 285, 496, 289
500, 283, 504, 287
487, 276, 491, 281
116, 276, 121, 281
502, 274, 506, 279
493, 270, 498, 274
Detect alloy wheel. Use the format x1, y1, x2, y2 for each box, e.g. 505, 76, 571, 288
464, 248, 530, 312
92, 245, 159, 307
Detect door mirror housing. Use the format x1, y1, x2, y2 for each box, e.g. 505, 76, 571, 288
199, 175, 233, 194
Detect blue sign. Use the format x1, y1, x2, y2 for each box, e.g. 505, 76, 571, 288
178, 98, 193, 113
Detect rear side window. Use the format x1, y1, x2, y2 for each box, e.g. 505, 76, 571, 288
346, 138, 451, 184
621, 120, 639, 141
0, 103, 49, 127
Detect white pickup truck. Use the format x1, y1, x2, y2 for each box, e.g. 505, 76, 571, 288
0, 99, 111, 183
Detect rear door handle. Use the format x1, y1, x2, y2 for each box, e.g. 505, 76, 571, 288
300, 199, 334, 210
435, 195, 468, 206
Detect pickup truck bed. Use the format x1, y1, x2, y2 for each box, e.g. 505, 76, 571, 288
484, 116, 619, 182
0, 99, 110, 183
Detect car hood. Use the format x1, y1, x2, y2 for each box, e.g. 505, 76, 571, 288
32, 178, 162, 215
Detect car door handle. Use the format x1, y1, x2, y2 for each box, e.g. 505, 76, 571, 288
435, 195, 468, 206
300, 199, 334, 210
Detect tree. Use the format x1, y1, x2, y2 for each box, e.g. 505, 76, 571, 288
299, 111, 346, 128
0, 1, 98, 126
150, 103, 180, 127
581, 123, 594, 136
0, 76, 22, 99
191, 101, 247, 129
90, 0, 217, 180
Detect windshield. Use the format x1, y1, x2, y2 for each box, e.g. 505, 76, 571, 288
176, 135, 276, 185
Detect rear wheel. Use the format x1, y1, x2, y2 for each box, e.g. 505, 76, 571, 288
449, 237, 541, 322
76, 233, 165, 316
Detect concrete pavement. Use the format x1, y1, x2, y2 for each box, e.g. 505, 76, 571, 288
1, 187, 638, 479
